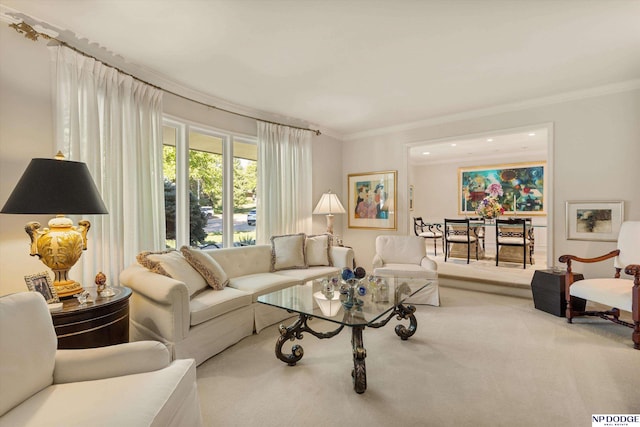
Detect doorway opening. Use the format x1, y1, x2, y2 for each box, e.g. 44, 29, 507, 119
406, 123, 554, 271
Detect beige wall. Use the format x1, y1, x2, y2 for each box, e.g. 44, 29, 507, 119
2, 20, 639, 294
410, 151, 546, 224
0, 24, 344, 295
0, 25, 57, 296
341, 89, 640, 277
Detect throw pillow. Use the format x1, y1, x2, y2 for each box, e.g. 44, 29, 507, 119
137, 250, 208, 297
306, 234, 333, 267
180, 246, 229, 290
270, 233, 307, 271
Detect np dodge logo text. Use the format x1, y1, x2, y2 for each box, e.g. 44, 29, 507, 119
593, 415, 640, 423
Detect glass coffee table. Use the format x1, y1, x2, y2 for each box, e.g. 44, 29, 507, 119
257, 277, 431, 394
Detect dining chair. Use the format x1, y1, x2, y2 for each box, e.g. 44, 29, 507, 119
467, 217, 486, 253
495, 218, 532, 268
523, 217, 535, 258
413, 216, 444, 256
444, 218, 478, 264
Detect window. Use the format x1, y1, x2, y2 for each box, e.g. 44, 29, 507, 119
162, 117, 257, 249
233, 138, 257, 246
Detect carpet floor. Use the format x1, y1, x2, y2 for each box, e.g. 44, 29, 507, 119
196, 287, 639, 427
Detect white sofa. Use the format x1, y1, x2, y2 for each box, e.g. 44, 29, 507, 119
120, 239, 354, 365
372, 235, 440, 306
0, 292, 203, 427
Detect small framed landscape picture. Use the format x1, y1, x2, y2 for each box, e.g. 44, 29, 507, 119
25, 272, 59, 304
565, 201, 624, 241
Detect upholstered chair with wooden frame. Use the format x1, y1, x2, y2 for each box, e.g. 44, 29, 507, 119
444, 218, 478, 264
413, 216, 444, 256
558, 220, 640, 350
495, 218, 533, 269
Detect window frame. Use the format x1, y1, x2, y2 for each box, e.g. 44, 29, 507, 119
162, 115, 257, 248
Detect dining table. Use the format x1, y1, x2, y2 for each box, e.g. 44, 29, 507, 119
427, 218, 545, 264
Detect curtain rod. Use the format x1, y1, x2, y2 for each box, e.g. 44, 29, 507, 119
9, 21, 322, 136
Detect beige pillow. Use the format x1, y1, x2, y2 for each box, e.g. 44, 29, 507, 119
180, 246, 229, 290
270, 233, 307, 271
306, 234, 333, 267
137, 250, 208, 297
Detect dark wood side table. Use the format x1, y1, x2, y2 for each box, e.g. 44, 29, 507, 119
530, 270, 586, 317
51, 286, 132, 349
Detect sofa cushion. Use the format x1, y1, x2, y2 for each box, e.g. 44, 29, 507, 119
373, 263, 438, 280
204, 245, 273, 279
274, 266, 340, 282
189, 287, 253, 326
270, 233, 307, 271
180, 246, 229, 290
228, 273, 298, 302
570, 278, 633, 312
0, 293, 57, 417
375, 235, 427, 265
306, 234, 333, 266
137, 250, 207, 297
0, 359, 199, 427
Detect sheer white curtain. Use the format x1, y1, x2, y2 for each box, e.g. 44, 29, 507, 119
50, 45, 165, 287
256, 122, 312, 243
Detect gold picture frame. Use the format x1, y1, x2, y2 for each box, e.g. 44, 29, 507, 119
348, 170, 397, 230
24, 271, 59, 304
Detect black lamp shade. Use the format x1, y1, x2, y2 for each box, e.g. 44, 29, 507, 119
1, 158, 108, 215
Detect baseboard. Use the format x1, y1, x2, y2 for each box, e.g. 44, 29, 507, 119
439, 274, 533, 299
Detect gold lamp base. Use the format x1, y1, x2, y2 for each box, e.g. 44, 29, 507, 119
52, 277, 83, 299
26, 216, 90, 298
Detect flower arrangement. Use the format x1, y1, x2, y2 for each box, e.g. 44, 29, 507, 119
474, 182, 505, 219
476, 196, 504, 219
485, 183, 504, 197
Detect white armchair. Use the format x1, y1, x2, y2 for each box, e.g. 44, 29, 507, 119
372, 235, 440, 306
0, 292, 203, 426
559, 221, 640, 350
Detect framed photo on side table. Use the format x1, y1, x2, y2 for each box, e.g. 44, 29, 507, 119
565, 200, 624, 241
348, 170, 397, 230
25, 272, 59, 304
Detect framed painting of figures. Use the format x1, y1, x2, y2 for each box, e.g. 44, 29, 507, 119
348, 170, 397, 230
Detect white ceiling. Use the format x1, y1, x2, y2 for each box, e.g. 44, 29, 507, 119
408, 127, 548, 165
2, 0, 640, 139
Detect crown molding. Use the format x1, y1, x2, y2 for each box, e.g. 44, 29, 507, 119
343, 79, 640, 142
4, 4, 638, 142
0, 4, 329, 135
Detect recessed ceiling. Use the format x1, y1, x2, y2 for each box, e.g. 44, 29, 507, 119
409, 128, 548, 165
2, 0, 639, 137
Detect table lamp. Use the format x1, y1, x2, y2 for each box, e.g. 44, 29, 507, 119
313, 190, 346, 234
1, 153, 108, 298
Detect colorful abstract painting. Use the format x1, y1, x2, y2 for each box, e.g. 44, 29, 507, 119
458, 162, 546, 216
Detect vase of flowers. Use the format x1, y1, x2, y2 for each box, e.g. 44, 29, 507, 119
476, 197, 504, 220
476, 183, 505, 220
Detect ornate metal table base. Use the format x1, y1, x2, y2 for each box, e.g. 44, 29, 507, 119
275, 303, 418, 394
